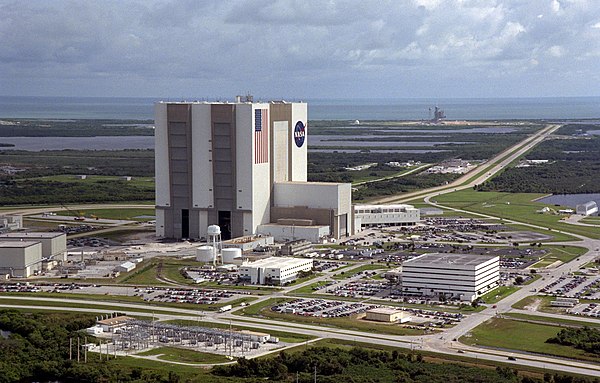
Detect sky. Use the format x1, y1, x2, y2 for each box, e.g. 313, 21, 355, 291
1, 0, 600, 99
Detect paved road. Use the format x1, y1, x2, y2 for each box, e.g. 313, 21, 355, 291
352, 163, 431, 187
372, 124, 560, 204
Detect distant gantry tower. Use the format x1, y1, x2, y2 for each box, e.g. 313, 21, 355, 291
430, 106, 446, 123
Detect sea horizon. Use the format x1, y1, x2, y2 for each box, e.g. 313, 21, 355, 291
0, 95, 599, 121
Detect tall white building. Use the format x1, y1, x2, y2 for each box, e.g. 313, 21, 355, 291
400, 253, 499, 302
155, 100, 353, 241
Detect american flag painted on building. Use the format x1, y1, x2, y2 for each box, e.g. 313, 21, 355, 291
254, 108, 269, 164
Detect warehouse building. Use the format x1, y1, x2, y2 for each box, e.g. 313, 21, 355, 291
0, 232, 67, 264
365, 307, 411, 323
0, 241, 43, 277
238, 257, 313, 285
400, 253, 499, 302
354, 204, 420, 230
576, 201, 598, 216
154, 100, 353, 241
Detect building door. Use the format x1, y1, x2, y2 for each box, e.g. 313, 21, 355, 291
181, 209, 189, 238
218, 211, 231, 240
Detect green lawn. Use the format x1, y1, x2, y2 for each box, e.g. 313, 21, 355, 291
434, 190, 600, 239
504, 312, 600, 329
479, 286, 520, 304
331, 263, 390, 280
137, 347, 230, 364
461, 317, 598, 362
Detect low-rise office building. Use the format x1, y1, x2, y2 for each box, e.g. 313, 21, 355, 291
354, 204, 420, 230
239, 257, 313, 285
401, 253, 499, 302
0, 241, 43, 277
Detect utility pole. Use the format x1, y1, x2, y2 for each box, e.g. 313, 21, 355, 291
69, 338, 72, 360
314, 365, 317, 383
84, 336, 87, 363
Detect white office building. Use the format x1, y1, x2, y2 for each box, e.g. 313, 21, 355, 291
354, 204, 420, 230
401, 253, 499, 302
238, 257, 313, 285
155, 100, 353, 241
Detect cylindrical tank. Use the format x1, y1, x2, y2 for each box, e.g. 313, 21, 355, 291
207, 225, 221, 236
196, 245, 214, 263
222, 248, 242, 263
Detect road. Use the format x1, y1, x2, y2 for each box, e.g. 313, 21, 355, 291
371, 124, 561, 204
352, 163, 431, 187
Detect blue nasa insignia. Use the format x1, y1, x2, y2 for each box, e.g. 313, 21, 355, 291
294, 121, 306, 148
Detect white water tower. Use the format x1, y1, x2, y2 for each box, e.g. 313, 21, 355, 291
207, 225, 222, 265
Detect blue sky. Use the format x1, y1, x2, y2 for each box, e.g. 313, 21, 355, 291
1, 0, 599, 99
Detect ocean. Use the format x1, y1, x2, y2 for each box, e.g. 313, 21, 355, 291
0, 96, 599, 121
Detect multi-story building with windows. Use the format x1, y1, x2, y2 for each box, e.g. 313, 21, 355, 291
400, 253, 499, 302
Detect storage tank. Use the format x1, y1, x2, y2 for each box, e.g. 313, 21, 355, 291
222, 248, 242, 263
196, 245, 214, 263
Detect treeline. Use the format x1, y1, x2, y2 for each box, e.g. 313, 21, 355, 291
547, 327, 600, 355
0, 309, 181, 383
477, 135, 600, 194
213, 346, 598, 383
0, 178, 154, 204
0, 119, 154, 137
476, 161, 600, 194
353, 173, 458, 201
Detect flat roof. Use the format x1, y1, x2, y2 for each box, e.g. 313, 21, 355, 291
259, 223, 329, 229
242, 257, 312, 269
0, 232, 65, 239
404, 253, 498, 267
275, 181, 348, 187
0, 240, 40, 248
354, 204, 417, 210
367, 307, 403, 315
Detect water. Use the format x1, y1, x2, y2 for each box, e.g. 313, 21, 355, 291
1, 96, 599, 120
308, 136, 470, 147
309, 149, 449, 153
538, 193, 600, 209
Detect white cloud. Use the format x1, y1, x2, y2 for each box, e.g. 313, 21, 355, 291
0, 0, 599, 98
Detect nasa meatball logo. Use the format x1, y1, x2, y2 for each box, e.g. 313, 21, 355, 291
294, 121, 306, 148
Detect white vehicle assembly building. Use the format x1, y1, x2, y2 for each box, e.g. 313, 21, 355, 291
154, 100, 353, 242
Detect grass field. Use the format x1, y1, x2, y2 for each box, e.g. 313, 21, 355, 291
479, 286, 520, 304
137, 347, 230, 364
62, 207, 155, 221
331, 263, 390, 280
461, 317, 598, 362
434, 190, 600, 239
504, 312, 600, 329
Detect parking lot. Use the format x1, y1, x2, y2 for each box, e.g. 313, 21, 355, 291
570, 303, 600, 317
271, 298, 463, 325
540, 275, 600, 299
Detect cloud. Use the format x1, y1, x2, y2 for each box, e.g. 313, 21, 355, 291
0, 0, 599, 98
